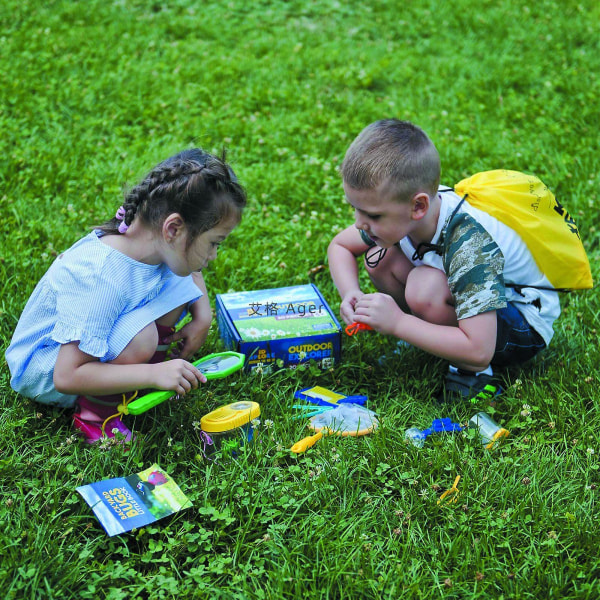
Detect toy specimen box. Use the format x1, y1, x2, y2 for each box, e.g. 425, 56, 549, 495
216, 284, 342, 373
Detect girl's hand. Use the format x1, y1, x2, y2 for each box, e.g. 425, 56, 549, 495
340, 290, 365, 325
165, 287, 212, 359
354, 293, 404, 337
152, 359, 207, 396
166, 317, 210, 360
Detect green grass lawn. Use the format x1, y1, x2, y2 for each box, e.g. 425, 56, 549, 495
1, 0, 599, 598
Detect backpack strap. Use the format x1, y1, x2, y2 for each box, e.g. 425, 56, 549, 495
412, 191, 467, 260
440, 189, 562, 295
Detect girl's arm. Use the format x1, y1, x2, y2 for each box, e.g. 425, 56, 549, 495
189, 271, 212, 331
164, 272, 212, 359
327, 226, 370, 324
53, 342, 206, 397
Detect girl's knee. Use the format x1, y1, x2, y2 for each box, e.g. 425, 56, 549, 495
113, 322, 158, 365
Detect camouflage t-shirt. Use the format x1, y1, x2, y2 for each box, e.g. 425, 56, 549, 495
441, 212, 507, 320
359, 212, 508, 320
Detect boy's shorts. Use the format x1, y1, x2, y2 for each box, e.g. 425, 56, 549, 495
492, 303, 546, 368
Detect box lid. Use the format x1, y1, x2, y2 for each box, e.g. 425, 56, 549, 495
217, 284, 339, 342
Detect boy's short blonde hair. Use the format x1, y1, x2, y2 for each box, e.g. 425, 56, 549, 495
341, 119, 440, 201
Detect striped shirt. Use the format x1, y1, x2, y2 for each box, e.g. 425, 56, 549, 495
5, 230, 201, 407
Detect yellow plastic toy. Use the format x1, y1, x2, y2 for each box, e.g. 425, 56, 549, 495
290, 403, 378, 453
437, 475, 461, 505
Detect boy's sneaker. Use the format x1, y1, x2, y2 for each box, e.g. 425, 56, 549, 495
437, 370, 502, 404
73, 413, 134, 445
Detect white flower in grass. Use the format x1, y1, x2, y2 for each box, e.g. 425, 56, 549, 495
587, 448, 595, 455
244, 327, 262, 339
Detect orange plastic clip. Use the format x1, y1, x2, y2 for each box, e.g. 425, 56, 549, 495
437, 475, 461, 505
345, 322, 373, 336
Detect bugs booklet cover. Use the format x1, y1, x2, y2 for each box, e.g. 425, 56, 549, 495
76, 464, 192, 536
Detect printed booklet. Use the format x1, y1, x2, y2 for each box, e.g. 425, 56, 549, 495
76, 464, 191, 536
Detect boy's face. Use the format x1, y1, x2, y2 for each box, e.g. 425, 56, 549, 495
344, 181, 415, 248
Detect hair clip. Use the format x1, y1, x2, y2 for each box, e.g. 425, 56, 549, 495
115, 206, 129, 233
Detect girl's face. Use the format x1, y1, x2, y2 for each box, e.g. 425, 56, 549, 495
163, 216, 238, 276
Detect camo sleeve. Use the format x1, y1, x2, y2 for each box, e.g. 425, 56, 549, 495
442, 213, 507, 320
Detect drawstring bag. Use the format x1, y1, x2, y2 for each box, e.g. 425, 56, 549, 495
453, 170, 593, 291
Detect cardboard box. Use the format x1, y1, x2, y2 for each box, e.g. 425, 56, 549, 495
216, 284, 342, 373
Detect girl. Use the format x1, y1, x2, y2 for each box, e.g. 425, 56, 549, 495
6, 148, 246, 444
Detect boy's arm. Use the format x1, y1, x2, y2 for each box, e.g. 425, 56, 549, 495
354, 293, 497, 370
327, 226, 370, 325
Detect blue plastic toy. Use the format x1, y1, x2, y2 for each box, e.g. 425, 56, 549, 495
405, 418, 463, 448
294, 386, 367, 407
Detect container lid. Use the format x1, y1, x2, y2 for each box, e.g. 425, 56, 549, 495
200, 401, 260, 433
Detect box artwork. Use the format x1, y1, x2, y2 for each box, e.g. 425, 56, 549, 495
216, 284, 342, 373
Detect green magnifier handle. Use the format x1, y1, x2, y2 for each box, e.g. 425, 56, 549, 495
126, 351, 245, 415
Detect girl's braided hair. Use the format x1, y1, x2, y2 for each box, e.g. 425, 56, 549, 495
98, 148, 246, 246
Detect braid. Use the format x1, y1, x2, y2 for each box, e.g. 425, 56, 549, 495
120, 180, 150, 226
95, 148, 246, 240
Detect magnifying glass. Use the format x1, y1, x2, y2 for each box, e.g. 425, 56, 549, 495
127, 351, 245, 415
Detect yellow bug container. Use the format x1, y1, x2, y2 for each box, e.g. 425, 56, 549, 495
200, 401, 260, 455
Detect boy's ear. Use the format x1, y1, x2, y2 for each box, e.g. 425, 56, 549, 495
163, 213, 185, 242
411, 192, 430, 220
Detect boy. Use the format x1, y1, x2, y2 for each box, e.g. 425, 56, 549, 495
327, 119, 560, 401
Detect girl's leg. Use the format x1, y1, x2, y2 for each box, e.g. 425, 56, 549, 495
74, 306, 187, 443
150, 305, 187, 363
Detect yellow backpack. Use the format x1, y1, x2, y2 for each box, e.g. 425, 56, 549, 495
452, 170, 593, 291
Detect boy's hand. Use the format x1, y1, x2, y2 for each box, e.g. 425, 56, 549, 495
340, 290, 365, 325
354, 293, 404, 336
152, 359, 207, 396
